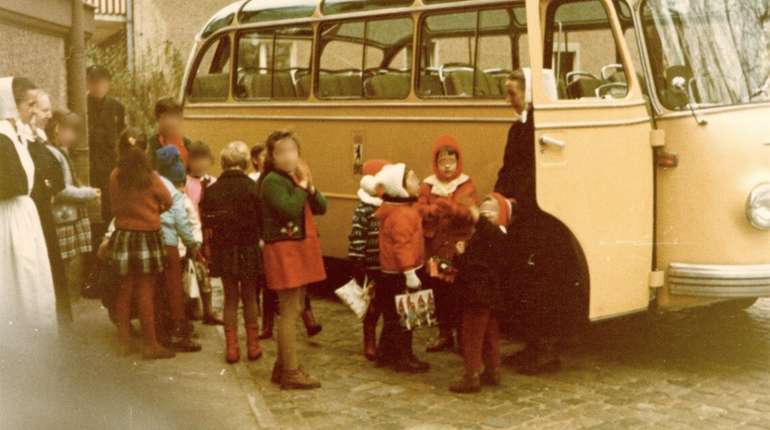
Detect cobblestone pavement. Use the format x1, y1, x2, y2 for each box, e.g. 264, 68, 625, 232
10, 294, 770, 429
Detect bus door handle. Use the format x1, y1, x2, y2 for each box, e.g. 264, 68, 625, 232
540, 135, 566, 150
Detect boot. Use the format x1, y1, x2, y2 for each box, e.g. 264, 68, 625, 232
480, 368, 501, 386
280, 367, 321, 390
259, 306, 274, 339
449, 373, 481, 394
362, 314, 378, 361
302, 308, 322, 337
271, 361, 282, 385
170, 322, 202, 353
394, 354, 430, 374
426, 329, 454, 353
245, 322, 263, 361
224, 326, 240, 364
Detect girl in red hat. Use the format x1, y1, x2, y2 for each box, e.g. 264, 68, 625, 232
449, 193, 515, 393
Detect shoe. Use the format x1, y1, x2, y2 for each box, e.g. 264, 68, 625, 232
202, 314, 224, 326
363, 318, 377, 361
281, 367, 321, 390
270, 361, 282, 385
394, 355, 430, 373
142, 346, 176, 360
170, 324, 202, 352
259, 308, 274, 339
449, 373, 481, 394
480, 368, 501, 386
245, 323, 263, 361
517, 358, 562, 375
426, 333, 454, 353
302, 309, 322, 337
224, 326, 240, 364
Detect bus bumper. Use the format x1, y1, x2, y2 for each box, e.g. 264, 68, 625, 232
668, 263, 770, 298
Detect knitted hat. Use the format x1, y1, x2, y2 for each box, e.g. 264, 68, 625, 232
487, 192, 514, 227
155, 145, 186, 184
361, 163, 409, 199
362, 159, 391, 177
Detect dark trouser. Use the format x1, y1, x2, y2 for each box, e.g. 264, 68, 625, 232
426, 275, 460, 336
375, 273, 413, 363
461, 306, 500, 375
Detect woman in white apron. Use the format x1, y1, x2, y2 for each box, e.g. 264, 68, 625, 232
0, 76, 57, 332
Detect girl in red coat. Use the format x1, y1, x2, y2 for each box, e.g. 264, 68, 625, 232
417, 135, 478, 353
362, 163, 430, 373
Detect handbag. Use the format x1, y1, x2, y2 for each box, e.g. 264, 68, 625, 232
335, 276, 373, 319
395, 289, 437, 331
183, 259, 201, 299
52, 203, 79, 225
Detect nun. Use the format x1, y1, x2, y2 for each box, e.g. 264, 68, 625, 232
0, 76, 57, 332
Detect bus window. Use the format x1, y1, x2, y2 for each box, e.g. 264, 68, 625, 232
418, 7, 527, 99
188, 35, 231, 102
235, 26, 313, 100
546, 0, 629, 100
318, 16, 413, 99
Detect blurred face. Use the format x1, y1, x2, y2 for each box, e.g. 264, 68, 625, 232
505, 79, 526, 114
436, 149, 458, 179
272, 138, 299, 173
479, 198, 501, 224
405, 170, 420, 197
252, 151, 266, 172
158, 113, 183, 137
189, 156, 212, 177
33, 93, 52, 129
16, 90, 38, 125
87, 78, 110, 99
56, 125, 78, 149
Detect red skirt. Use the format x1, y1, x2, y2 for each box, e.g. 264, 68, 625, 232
263, 204, 326, 290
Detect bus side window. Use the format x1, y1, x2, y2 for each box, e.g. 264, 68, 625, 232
318, 16, 413, 100
189, 35, 232, 102
418, 7, 527, 99
235, 26, 313, 100
546, 0, 630, 100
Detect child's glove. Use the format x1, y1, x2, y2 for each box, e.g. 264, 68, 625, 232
404, 269, 421, 290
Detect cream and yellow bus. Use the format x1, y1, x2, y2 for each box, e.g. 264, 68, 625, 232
180, 0, 770, 322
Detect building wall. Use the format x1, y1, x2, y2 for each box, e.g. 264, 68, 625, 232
0, 21, 68, 107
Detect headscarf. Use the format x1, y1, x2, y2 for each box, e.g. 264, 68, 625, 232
0, 76, 36, 194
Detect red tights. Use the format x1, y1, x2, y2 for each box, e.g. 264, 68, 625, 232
461, 306, 501, 375
115, 273, 160, 350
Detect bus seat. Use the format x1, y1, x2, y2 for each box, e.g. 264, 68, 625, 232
364, 73, 410, 98
191, 74, 229, 99
293, 69, 310, 97
273, 72, 297, 98
565, 71, 602, 99
238, 72, 271, 98
419, 74, 444, 96
319, 71, 362, 98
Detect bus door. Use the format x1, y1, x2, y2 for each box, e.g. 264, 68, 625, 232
526, 0, 655, 320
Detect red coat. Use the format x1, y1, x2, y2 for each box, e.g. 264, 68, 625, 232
376, 202, 424, 274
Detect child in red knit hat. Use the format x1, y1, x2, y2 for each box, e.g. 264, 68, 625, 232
417, 134, 479, 353
450, 192, 515, 393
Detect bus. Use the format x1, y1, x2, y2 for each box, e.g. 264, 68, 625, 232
180, 0, 770, 322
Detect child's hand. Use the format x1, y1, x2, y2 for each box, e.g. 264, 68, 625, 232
455, 241, 467, 255
468, 205, 481, 223
97, 239, 110, 261
296, 159, 314, 191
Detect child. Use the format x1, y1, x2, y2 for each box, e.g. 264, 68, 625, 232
449, 193, 514, 393
148, 97, 191, 166
249, 142, 266, 182
348, 159, 390, 361
258, 130, 326, 389
184, 140, 223, 325
361, 163, 430, 373
201, 141, 263, 364
155, 146, 202, 352
418, 135, 478, 353
109, 127, 174, 359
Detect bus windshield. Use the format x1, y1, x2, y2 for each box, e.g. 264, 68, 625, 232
641, 0, 770, 110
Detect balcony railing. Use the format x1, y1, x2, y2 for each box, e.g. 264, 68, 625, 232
84, 0, 127, 17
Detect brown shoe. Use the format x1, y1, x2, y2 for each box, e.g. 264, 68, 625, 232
142, 346, 176, 360
281, 367, 321, 390
302, 309, 322, 337
270, 361, 282, 385
449, 373, 481, 394
426, 334, 453, 353
480, 368, 501, 386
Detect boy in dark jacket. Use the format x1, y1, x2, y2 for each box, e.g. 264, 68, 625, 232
449, 192, 515, 393
348, 159, 390, 360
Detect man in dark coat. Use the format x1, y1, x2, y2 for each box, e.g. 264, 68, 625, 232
494, 70, 589, 375
86, 65, 125, 224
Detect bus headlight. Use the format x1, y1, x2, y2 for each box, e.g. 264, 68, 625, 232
746, 183, 770, 230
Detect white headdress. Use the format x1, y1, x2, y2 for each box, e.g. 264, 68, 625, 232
0, 76, 35, 143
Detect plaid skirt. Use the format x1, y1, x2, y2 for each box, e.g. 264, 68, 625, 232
56, 210, 92, 260
109, 229, 166, 276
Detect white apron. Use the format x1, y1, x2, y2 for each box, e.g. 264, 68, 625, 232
0, 120, 56, 332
